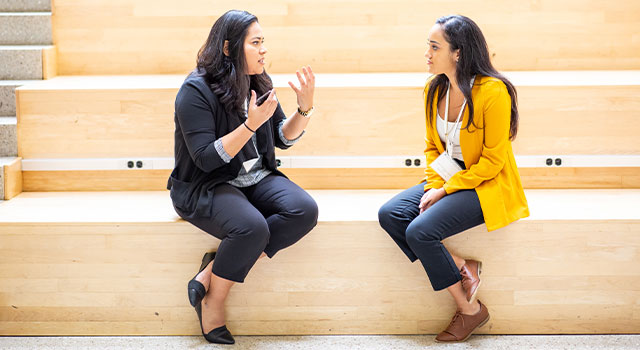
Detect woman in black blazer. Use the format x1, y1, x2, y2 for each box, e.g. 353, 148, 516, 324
168, 10, 318, 344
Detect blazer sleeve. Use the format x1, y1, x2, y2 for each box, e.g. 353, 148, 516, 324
423, 130, 446, 191
443, 80, 511, 194
271, 102, 293, 150
175, 82, 228, 173
422, 84, 445, 191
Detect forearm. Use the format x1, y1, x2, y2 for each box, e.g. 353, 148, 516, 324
281, 110, 310, 140
219, 123, 256, 158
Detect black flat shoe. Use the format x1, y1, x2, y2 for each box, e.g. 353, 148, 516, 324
195, 302, 235, 344
187, 252, 216, 307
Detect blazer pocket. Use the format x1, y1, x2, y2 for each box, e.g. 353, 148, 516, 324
169, 177, 195, 212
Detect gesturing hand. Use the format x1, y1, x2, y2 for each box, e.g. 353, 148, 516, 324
246, 89, 278, 131
419, 188, 446, 214
288, 66, 315, 112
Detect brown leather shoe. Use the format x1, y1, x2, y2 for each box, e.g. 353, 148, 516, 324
460, 259, 482, 302
435, 300, 490, 343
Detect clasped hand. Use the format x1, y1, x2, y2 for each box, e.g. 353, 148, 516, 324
419, 187, 446, 214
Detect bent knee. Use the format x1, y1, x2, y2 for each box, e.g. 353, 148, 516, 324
298, 196, 319, 229
232, 217, 270, 242
405, 223, 440, 247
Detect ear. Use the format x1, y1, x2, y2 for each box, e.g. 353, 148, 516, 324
223, 40, 230, 56
453, 49, 460, 63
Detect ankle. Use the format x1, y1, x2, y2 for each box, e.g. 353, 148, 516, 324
460, 300, 481, 315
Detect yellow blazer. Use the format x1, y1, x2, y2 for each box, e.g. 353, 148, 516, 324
422, 75, 529, 231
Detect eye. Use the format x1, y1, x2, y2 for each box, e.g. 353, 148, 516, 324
432, 45, 438, 51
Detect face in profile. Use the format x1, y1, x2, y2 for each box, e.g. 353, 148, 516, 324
424, 24, 459, 76
244, 22, 267, 75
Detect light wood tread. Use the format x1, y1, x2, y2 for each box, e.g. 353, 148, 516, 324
1, 189, 639, 224
15, 71, 640, 91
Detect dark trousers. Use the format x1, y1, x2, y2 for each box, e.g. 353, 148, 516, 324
378, 182, 484, 290
176, 174, 318, 283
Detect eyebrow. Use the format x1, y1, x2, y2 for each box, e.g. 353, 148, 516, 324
428, 40, 440, 45
250, 36, 263, 40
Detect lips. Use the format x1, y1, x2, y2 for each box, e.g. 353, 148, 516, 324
259, 58, 265, 65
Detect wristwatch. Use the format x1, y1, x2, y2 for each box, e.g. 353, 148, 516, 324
297, 106, 314, 118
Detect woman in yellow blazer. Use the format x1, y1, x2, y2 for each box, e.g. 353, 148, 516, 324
378, 15, 529, 342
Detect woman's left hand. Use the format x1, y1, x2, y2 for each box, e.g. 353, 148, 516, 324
419, 187, 447, 214
288, 65, 315, 111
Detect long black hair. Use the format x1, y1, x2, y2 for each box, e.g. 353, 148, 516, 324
425, 15, 519, 140
196, 10, 272, 114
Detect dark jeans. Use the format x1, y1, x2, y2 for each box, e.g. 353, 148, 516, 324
378, 182, 484, 290
175, 174, 318, 283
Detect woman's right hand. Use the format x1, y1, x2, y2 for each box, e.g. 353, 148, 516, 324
246, 89, 278, 131
419, 187, 446, 214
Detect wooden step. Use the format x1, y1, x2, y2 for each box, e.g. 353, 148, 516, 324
17, 165, 640, 191
14, 72, 640, 190
0, 156, 22, 200
0, 189, 639, 335
52, 0, 640, 74
16, 72, 640, 158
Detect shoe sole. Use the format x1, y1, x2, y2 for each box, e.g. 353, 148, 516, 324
434, 313, 490, 343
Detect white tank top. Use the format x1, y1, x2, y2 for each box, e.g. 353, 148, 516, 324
436, 113, 464, 161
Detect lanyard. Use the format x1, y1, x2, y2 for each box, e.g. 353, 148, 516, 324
443, 76, 475, 155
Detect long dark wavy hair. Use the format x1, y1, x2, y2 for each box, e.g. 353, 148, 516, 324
196, 10, 272, 114
425, 15, 519, 140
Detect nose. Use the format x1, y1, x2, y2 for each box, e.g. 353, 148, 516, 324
424, 48, 430, 59
260, 45, 267, 55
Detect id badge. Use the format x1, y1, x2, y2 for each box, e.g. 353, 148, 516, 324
429, 152, 462, 181
242, 158, 258, 172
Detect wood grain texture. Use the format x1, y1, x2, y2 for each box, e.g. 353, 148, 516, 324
0, 190, 639, 335
42, 46, 57, 80
20, 167, 640, 191
2, 157, 23, 200
51, 0, 640, 74
15, 77, 640, 158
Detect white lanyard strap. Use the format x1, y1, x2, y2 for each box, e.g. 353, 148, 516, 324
443, 76, 475, 155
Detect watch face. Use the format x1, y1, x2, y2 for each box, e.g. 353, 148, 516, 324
302, 107, 314, 118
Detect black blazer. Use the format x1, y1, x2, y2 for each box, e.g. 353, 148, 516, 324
167, 72, 291, 218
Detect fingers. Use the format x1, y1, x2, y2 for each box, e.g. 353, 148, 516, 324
264, 90, 278, 113
418, 197, 428, 211
306, 65, 315, 80
425, 200, 434, 210
249, 90, 257, 106
267, 88, 277, 101
289, 65, 315, 93
303, 66, 315, 87
418, 190, 432, 213
296, 70, 307, 88
288, 81, 301, 94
